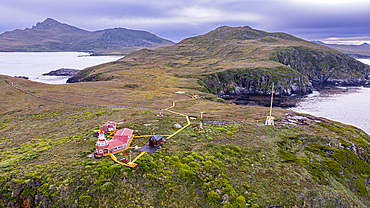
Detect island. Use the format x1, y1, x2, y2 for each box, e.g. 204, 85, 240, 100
0, 25, 370, 208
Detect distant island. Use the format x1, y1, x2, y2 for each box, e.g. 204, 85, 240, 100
0, 18, 174, 55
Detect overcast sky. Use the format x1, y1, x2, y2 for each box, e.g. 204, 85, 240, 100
1, 0, 369, 44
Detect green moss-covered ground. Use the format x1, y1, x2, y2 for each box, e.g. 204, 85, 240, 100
1, 100, 370, 207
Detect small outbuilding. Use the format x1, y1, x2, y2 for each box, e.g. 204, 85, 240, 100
100, 122, 116, 133
149, 135, 163, 147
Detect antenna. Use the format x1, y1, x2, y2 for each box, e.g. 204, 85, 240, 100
269, 83, 274, 125
265, 83, 275, 126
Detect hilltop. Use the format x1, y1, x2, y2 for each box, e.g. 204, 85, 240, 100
69, 26, 370, 105
0, 18, 174, 55
1, 26, 370, 207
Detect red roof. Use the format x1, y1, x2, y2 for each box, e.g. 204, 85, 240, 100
100, 122, 116, 132
113, 128, 133, 143
106, 140, 126, 149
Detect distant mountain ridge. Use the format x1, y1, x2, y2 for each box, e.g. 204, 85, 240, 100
0, 18, 174, 54
310, 40, 370, 58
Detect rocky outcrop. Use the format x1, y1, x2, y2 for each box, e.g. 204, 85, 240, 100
271, 46, 370, 87
198, 66, 313, 97
66, 67, 94, 83
66, 65, 114, 83
42, 68, 78, 76
14, 76, 29, 80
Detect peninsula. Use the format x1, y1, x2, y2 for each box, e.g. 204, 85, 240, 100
1, 25, 370, 207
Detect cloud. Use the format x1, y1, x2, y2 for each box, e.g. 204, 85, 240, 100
0, 0, 369, 42
322, 36, 370, 45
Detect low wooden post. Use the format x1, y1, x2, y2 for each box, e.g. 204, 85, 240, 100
200, 112, 204, 128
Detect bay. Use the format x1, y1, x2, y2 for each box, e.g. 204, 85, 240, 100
0, 52, 122, 84
289, 59, 370, 134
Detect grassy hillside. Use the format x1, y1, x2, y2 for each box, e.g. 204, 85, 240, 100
1, 74, 370, 207
69, 26, 369, 96
1, 26, 370, 207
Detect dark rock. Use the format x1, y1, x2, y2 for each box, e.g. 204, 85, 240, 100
124, 84, 139, 88
42, 68, 78, 76
225, 94, 299, 108
66, 76, 80, 83
14, 76, 29, 80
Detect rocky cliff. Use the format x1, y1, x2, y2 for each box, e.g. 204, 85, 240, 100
271, 46, 370, 87
198, 66, 313, 97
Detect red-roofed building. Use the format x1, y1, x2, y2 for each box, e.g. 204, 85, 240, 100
113, 128, 133, 143
100, 122, 116, 133
95, 128, 133, 157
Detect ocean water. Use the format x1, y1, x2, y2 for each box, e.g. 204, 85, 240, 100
289, 59, 370, 134
358, 58, 370, 66
288, 87, 370, 133
0, 52, 122, 84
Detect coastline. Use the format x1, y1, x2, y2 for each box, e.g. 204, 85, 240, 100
222, 58, 370, 108
0, 52, 123, 85
224, 85, 365, 108
289, 86, 370, 134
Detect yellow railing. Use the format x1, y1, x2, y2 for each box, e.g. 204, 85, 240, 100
109, 98, 193, 167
